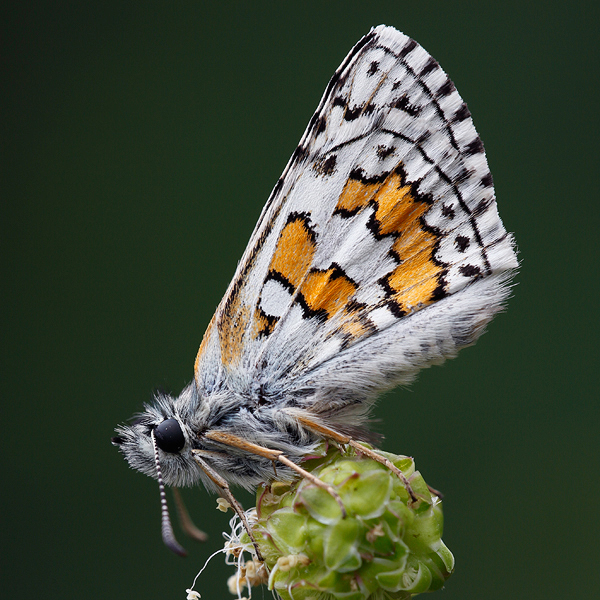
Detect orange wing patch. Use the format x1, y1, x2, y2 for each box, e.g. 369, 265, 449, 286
207, 270, 258, 369
218, 291, 251, 367
385, 211, 442, 314
299, 267, 357, 318
336, 302, 377, 342
335, 177, 381, 214
269, 215, 316, 288
253, 213, 319, 337
372, 170, 443, 314
374, 173, 421, 236
253, 308, 277, 338
336, 165, 444, 318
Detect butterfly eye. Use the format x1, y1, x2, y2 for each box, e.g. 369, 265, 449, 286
154, 419, 185, 453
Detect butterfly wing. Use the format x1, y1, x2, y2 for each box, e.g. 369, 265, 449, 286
195, 26, 517, 415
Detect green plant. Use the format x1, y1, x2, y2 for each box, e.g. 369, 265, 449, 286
224, 445, 453, 600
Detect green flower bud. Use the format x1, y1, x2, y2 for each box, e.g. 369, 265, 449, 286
225, 445, 454, 599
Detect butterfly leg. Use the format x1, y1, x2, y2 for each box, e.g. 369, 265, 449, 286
204, 430, 346, 517
348, 441, 443, 499
347, 440, 419, 503
294, 414, 419, 504
191, 450, 264, 560
172, 487, 208, 542
276, 454, 347, 518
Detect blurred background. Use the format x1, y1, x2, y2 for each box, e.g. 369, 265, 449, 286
2, 2, 598, 599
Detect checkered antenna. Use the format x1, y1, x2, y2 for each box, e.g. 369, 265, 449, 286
150, 429, 187, 556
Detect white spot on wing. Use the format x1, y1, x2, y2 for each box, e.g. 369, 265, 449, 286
260, 279, 293, 318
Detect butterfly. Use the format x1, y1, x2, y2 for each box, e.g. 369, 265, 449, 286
113, 25, 518, 556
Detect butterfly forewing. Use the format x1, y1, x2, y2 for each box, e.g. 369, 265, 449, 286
195, 25, 517, 411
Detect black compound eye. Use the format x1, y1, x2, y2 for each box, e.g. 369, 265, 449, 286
154, 419, 185, 453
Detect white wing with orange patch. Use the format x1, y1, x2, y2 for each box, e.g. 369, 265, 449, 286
194, 25, 517, 422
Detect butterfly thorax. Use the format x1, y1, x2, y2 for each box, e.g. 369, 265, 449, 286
114, 383, 324, 491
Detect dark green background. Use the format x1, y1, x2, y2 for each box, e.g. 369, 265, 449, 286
3, 2, 598, 599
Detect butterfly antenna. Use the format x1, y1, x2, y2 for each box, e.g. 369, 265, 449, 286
151, 429, 187, 557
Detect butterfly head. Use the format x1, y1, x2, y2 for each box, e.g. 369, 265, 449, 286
112, 387, 203, 488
